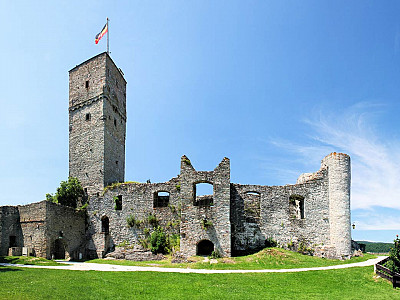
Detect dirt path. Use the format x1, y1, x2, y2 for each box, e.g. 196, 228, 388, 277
0, 256, 386, 274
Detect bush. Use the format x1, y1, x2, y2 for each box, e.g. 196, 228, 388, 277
147, 214, 159, 227
265, 237, 277, 247
126, 215, 136, 228
150, 227, 168, 254
387, 235, 400, 274
210, 250, 222, 259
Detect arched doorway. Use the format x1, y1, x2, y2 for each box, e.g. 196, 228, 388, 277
54, 239, 65, 259
197, 240, 214, 256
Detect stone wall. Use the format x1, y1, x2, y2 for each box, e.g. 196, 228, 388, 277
45, 201, 86, 260
179, 156, 231, 257
85, 153, 351, 259
0, 201, 86, 259
0, 206, 22, 255
231, 176, 330, 255
18, 201, 47, 257
87, 177, 181, 258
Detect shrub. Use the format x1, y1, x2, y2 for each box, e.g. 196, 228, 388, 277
147, 214, 158, 227
126, 215, 136, 228
117, 240, 130, 248
387, 235, 400, 274
265, 237, 277, 247
150, 227, 168, 254
168, 233, 180, 253
210, 250, 222, 259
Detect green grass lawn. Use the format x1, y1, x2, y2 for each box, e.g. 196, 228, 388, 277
85, 248, 377, 270
0, 256, 64, 266
0, 265, 398, 299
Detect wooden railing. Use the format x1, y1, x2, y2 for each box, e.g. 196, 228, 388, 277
375, 257, 400, 288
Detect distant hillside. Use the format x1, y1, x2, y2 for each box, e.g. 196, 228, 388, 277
356, 241, 394, 253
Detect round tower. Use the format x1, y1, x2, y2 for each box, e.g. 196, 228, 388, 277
322, 152, 351, 259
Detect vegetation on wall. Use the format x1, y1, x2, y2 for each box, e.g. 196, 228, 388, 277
200, 219, 213, 230
46, 177, 85, 209
102, 181, 140, 195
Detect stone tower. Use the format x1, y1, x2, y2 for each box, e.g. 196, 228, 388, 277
68, 52, 127, 196
322, 152, 352, 259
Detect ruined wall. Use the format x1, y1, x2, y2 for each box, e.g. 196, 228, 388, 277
179, 156, 231, 257
0, 206, 23, 256
87, 177, 181, 258
18, 201, 47, 257
45, 201, 86, 260
231, 152, 351, 259
231, 177, 330, 256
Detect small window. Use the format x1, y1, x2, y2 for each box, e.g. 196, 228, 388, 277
194, 182, 213, 206
114, 118, 117, 126
289, 194, 305, 219
85, 113, 91, 121
114, 195, 122, 210
85, 80, 89, 88
154, 191, 170, 208
116, 161, 118, 165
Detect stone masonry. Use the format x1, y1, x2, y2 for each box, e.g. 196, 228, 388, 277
0, 53, 352, 260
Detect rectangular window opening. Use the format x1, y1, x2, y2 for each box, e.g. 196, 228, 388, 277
85, 80, 89, 88
9, 236, 17, 247
154, 192, 170, 208
115, 195, 122, 210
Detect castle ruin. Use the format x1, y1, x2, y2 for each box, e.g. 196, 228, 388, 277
0, 53, 352, 260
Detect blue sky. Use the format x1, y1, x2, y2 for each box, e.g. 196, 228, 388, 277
0, 1, 399, 242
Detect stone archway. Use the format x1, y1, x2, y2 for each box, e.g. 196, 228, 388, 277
197, 239, 214, 256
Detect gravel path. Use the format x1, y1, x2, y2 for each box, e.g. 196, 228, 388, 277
0, 256, 386, 274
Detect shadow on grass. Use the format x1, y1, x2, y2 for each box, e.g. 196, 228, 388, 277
0, 266, 22, 273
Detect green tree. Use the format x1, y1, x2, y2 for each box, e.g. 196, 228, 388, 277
387, 235, 400, 274
46, 177, 85, 208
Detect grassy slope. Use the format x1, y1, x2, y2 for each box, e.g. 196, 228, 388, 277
86, 248, 377, 270
0, 256, 64, 266
0, 266, 399, 299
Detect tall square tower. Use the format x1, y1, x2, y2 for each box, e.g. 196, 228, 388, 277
68, 52, 127, 195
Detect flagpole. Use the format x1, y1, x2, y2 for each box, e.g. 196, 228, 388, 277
107, 17, 109, 54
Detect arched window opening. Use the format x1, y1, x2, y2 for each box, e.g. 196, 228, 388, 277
101, 216, 109, 234
194, 182, 213, 206
244, 191, 261, 222
196, 240, 214, 256
245, 191, 261, 196
289, 194, 305, 219
153, 191, 170, 208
